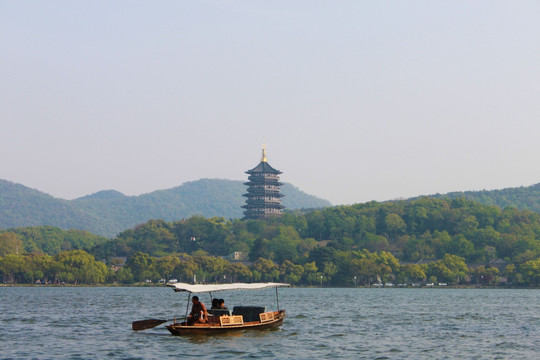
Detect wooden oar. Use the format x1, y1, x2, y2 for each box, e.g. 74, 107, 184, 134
132, 316, 186, 331
132, 318, 170, 331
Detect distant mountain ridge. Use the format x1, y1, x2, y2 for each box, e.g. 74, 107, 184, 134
415, 183, 540, 212
0, 178, 331, 237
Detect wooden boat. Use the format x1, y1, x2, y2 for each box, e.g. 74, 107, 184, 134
133, 282, 289, 336
166, 309, 287, 336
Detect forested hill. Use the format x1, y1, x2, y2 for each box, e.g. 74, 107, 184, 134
0, 178, 331, 237
421, 183, 540, 213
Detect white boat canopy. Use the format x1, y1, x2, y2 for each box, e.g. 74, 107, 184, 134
167, 282, 290, 293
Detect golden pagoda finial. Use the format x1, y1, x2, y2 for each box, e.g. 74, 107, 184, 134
261, 143, 267, 162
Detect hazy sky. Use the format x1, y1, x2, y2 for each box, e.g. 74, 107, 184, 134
1, 1, 540, 205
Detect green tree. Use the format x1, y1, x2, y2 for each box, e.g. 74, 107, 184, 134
385, 213, 407, 236
224, 262, 252, 282
251, 258, 279, 282
472, 265, 500, 285
403, 235, 435, 261
268, 226, 301, 263
445, 235, 474, 260
193, 255, 228, 282
249, 238, 271, 261
399, 264, 426, 284
0, 254, 25, 283
322, 262, 338, 285
351, 258, 379, 286
156, 255, 181, 280
302, 261, 319, 285
55, 250, 107, 284
174, 257, 199, 282
426, 254, 468, 284
125, 251, 152, 282
280, 260, 304, 284
0, 232, 23, 256
27, 253, 56, 283
519, 259, 540, 286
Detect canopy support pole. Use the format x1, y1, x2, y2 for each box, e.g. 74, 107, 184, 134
184, 293, 191, 321
275, 287, 280, 311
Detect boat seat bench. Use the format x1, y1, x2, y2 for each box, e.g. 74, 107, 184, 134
232, 306, 267, 323
207, 309, 231, 316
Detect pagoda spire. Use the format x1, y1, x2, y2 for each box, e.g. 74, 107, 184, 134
261, 144, 267, 162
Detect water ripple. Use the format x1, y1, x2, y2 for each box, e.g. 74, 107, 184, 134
1, 287, 539, 359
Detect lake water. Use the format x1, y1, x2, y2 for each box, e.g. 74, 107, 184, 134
1, 287, 539, 359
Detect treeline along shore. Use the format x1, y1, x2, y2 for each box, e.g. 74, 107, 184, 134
1, 198, 539, 287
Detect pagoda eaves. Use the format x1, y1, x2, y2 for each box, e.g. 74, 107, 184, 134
242, 145, 285, 219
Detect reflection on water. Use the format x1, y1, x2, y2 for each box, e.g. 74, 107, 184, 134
185, 330, 249, 342
1, 287, 539, 359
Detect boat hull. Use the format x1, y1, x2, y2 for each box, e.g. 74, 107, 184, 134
166, 310, 285, 336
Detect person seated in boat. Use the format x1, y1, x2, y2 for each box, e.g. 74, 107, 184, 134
218, 298, 228, 310
187, 296, 208, 325
211, 298, 219, 309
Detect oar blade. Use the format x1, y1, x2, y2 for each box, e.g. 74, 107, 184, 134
132, 318, 168, 331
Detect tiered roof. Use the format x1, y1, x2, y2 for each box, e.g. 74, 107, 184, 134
242, 145, 285, 219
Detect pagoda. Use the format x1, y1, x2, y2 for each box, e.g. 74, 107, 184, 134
242, 145, 285, 219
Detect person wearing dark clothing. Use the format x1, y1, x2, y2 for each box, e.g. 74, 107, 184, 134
218, 298, 228, 310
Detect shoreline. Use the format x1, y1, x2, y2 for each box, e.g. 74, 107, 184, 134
1, 283, 537, 289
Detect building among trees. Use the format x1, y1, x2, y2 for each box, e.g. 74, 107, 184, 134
242, 145, 285, 219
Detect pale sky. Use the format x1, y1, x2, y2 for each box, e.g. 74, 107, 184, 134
1, 1, 540, 205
